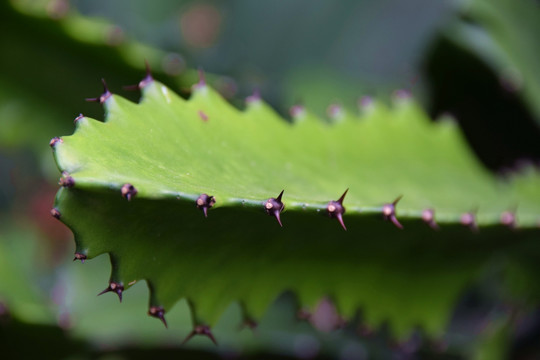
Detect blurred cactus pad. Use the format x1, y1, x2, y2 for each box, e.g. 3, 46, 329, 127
51, 73, 540, 342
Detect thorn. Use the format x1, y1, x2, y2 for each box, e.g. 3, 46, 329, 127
74, 113, 84, 123
337, 188, 348, 204
50, 208, 61, 219
335, 213, 346, 231
98, 282, 124, 302
421, 208, 439, 230
196, 194, 216, 217
73, 253, 87, 263
500, 207, 517, 228
358, 96, 373, 109
197, 67, 206, 86
59, 172, 75, 188
148, 306, 167, 328
49, 137, 63, 147
276, 189, 284, 202
182, 325, 217, 346
141, 59, 153, 87
246, 89, 260, 104
121, 183, 137, 201
123, 84, 140, 91
393, 89, 411, 101
265, 190, 285, 227
382, 196, 403, 229
460, 211, 478, 232
273, 210, 283, 227
289, 104, 306, 119
86, 78, 112, 104
327, 103, 344, 120
198, 110, 209, 122
125, 60, 154, 90
327, 189, 348, 230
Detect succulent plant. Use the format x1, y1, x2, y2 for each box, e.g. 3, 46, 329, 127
49, 69, 540, 348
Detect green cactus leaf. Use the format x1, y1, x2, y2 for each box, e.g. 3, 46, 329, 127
52, 78, 540, 338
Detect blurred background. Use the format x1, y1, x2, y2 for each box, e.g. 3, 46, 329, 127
1, 0, 539, 358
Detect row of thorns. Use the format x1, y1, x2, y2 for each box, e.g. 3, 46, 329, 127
52, 170, 517, 234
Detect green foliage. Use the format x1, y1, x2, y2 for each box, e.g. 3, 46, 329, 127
0, 0, 202, 154
449, 0, 540, 124
51, 77, 540, 341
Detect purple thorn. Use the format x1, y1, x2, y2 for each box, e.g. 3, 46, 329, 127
337, 188, 348, 204
98, 282, 124, 302
327, 103, 344, 119
73, 253, 87, 263
421, 209, 439, 230
335, 212, 346, 231
196, 194, 216, 218
50, 208, 61, 219
59, 173, 75, 188
49, 137, 63, 147
358, 96, 373, 108
265, 190, 285, 227
125, 60, 154, 90
197, 67, 206, 87
198, 110, 209, 122
148, 306, 167, 328
390, 216, 403, 229
121, 183, 137, 201
182, 325, 217, 346
273, 210, 283, 227
246, 89, 261, 104
123, 84, 140, 91
289, 105, 305, 119
74, 113, 84, 123
393, 89, 411, 101
460, 212, 478, 232
141, 59, 153, 87
86, 79, 112, 104
500, 210, 516, 228
382, 196, 403, 229
327, 189, 348, 231
276, 189, 284, 202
